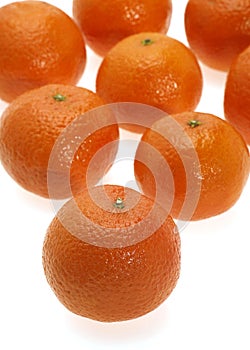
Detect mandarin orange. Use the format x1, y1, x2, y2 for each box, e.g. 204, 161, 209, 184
96, 32, 203, 132
73, 0, 172, 56
224, 46, 250, 144
134, 111, 250, 220
0, 84, 119, 198
42, 185, 180, 322
184, 0, 250, 71
0, 1, 86, 102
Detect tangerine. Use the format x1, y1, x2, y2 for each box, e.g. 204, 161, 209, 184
134, 111, 250, 220
96, 32, 203, 132
73, 0, 172, 56
224, 45, 250, 144
184, 0, 250, 71
0, 84, 119, 198
0, 1, 86, 102
42, 184, 181, 322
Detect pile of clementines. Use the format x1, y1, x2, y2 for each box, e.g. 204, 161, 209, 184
0, 0, 249, 323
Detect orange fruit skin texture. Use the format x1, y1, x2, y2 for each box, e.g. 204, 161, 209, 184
73, 0, 172, 56
184, 0, 250, 71
134, 112, 250, 221
0, 84, 119, 199
42, 185, 181, 322
96, 32, 203, 126
0, 1, 86, 103
224, 46, 250, 144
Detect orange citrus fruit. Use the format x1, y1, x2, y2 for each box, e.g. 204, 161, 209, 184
42, 184, 180, 322
0, 1, 86, 102
224, 45, 250, 144
184, 0, 250, 71
96, 32, 203, 132
0, 84, 119, 199
134, 111, 250, 221
73, 0, 172, 56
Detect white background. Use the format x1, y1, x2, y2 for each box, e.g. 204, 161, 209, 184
0, 0, 250, 349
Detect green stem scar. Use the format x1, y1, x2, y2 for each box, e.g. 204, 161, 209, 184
188, 120, 201, 128
113, 197, 125, 209
141, 38, 154, 46
53, 94, 66, 102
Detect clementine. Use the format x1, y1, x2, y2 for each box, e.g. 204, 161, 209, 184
184, 0, 250, 71
73, 0, 172, 56
224, 45, 250, 144
0, 1, 86, 102
0, 84, 119, 199
96, 32, 203, 132
42, 184, 180, 322
134, 111, 250, 221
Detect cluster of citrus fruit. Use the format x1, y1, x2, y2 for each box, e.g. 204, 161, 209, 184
0, 0, 249, 323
